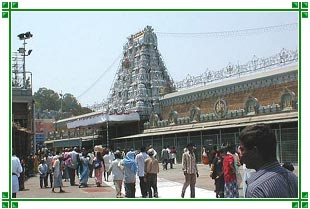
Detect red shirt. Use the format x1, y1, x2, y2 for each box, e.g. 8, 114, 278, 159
223, 154, 236, 183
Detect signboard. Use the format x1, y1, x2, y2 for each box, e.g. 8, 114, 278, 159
35, 133, 45, 143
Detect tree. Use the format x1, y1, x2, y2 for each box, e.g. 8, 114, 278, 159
61, 93, 80, 113
34, 87, 93, 119
62, 93, 92, 115
34, 87, 60, 112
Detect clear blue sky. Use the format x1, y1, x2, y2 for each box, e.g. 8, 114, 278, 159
11, 11, 298, 107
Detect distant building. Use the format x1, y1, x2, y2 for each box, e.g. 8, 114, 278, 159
44, 111, 140, 152
34, 119, 55, 151
12, 37, 35, 158
12, 77, 34, 158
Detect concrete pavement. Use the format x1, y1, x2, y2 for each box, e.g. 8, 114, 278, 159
17, 164, 244, 199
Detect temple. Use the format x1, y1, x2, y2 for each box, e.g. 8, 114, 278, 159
108, 26, 175, 120
44, 26, 298, 164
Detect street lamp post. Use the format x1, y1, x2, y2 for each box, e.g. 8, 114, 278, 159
92, 127, 95, 148
59, 91, 63, 119
17, 32, 33, 89
106, 106, 109, 148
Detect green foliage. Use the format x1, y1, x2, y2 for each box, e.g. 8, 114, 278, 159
33, 87, 93, 119
34, 87, 59, 111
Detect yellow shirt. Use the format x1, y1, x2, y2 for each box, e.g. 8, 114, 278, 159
144, 157, 159, 174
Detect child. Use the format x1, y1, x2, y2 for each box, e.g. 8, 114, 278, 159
38, 159, 48, 188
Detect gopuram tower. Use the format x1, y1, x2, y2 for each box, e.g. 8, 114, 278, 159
108, 26, 175, 120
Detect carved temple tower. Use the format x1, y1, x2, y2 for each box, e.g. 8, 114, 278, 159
108, 26, 175, 120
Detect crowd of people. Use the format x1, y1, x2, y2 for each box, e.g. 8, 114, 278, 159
12, 124, 298, 199
208, 124, 298, 198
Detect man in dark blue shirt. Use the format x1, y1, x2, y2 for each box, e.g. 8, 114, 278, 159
239, 124, 298, 198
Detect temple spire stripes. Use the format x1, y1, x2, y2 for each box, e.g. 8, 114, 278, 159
108, 26, 175, 119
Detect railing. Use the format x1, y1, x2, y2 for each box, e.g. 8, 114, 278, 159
88, 49, 298, 112
175, 48, 298, 90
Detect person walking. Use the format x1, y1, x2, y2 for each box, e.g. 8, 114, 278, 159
108, 150, 124, 198
103, 149, 111, 181
231, 147, 242, 189
19, 156, 26, 191
33, 153, 39, 174
87, 150, 95, 178
45, 152, 54, 188
121, 151, 137, 198
181, 143, 199, 198
147, 145, 157, 158
223, 145, 239, 198
209, 146, 217, 167
51, 152, 65, 193
67, 147, 79, 186
170, 146, 177, 164
161, 146, 169, 170
12, 150, 23, 198
62, 148, 70, 182
93, 151, 104, 187
135, 146, 149, 198
239, 124, 298, 198
210, 149, 225, 198
38, 158, 48, 188
144, 148, 159, 198
167, 146, 174, 169
78, 151, 90, 188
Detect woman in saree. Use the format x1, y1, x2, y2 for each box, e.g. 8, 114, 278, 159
94, 151, 104, 187
78, 151, 90, 188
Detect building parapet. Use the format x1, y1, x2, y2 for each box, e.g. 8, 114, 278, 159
142, 111, 297, 135
175, 48, 297, 91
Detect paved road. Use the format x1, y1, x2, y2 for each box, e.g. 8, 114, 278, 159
18, 163, 246, 199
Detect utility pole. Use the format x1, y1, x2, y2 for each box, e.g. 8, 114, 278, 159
17, 32, 33, 89
59, 91, 63, 119
106, 106, 109, 148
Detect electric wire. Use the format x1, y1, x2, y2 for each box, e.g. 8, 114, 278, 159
77, 53, 122, 100
81, 22, 297, 108
156, 23, 297, 38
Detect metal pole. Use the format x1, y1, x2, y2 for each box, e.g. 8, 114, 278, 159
33, 102, 36, 154
22, 39, 26, 88
92, 127, 95, 148
106, 108, 109, 148
60, 91, 63, 119
79, 138, 82, 150
279, 124, 282, 163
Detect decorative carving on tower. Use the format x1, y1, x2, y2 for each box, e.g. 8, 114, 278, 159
214, 99, 228, 118
244, 96, 259, 115
189, 104, 201, 122
280, 88, 296, 111
149, 112, 159, 128
109, 26, 175, 119
168, 110, 178, 125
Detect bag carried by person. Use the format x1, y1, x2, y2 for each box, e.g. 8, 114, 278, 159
94, 159, 102, 169
210, 170, 217, 179
202, 151, 209, 165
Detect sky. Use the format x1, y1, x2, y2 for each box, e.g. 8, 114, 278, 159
2, 0, 310, 208
11, 11, 298, 107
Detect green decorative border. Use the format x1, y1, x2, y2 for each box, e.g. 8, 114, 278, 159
1, 1, 308, 208
2, 192, 18, 208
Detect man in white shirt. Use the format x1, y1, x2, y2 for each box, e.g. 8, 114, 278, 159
12, 150, 23, 198
67, 147, 79, 186
135, 146, 149, 198
87, 151, 95, 178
